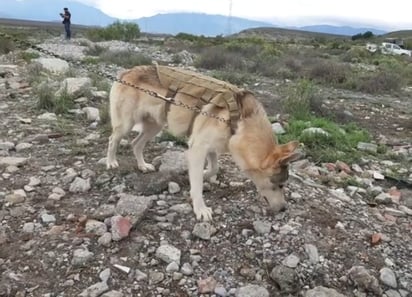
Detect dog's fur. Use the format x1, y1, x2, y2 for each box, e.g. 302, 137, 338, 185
106, 66, 300, 221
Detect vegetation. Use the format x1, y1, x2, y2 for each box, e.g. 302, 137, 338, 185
35, 83, 74, 115
86, 21, 141, 42
351, 31, 375, 40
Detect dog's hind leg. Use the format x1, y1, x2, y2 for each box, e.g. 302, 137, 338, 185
187, 145, 213, 221
107, 122, 133, 169
204, 151, 218, 180
131, 119, 162, 172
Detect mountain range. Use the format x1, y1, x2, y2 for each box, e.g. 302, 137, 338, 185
0, 0, 388, 36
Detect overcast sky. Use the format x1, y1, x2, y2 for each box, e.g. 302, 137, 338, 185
74, 0, 412, 30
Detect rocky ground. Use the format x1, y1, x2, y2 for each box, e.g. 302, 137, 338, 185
0, 37, 411, 297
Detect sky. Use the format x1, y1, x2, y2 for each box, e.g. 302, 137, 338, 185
74, 0, 412, 31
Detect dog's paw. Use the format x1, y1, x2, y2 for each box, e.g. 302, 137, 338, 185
138, 163, 155, 173
194, 205, 213, 221
106, 160, 119, 169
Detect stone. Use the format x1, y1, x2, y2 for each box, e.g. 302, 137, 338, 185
270, 265, 297, 293
385, 289, 401, 297
5, 193, 25, 205
236, 285, 269, 297
113, 264, 131, 274
272, 122, 286, 134
149, 271, 164, 285
82, 107, 100, 122
215, 286, 228, 297
101, 291, 123, 297
347, 266, 382, 295
156, 244, 181, 264
181, 263, 193, 275
115, 194, 154, 226
79, 282, 109, 297
192, 222, 217, 240
85, 219, 107, 236
110, 216, 132, 241
99, 268, 111, 283
34, 57, 69, 73
0, 141, 14, 151
37, 112, 57, 121
304, 243, 319, 264
0, 157, 28, 167
380, 267, 397, 288
98, 232, 112, 247
357, 142, 378, 153
169, 203, 192, 214
305, 286, 347, 297
15, 143, 32, 152
198, 276, 217, 294
168, 181, 181, 194
282, 254, 300, 268
72, 248, 94, 267
375, 193, 392, 204
302, 127, 329, 137
166, 262, 179, 273
58, 77, 92, 98
69, 177, 91, 193
159, 150, 187, 173
41, 213, 56, 224
253, 220, 272, 234
135, 269, 148, 281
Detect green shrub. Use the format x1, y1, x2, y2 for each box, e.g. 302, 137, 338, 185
212, 70, 253, 86
282, 79, 319, 120
0, 37, 15, 54
99, 50, 152, 67
356, 71, 404, 94
36, 83, 74, 114
18, 51, 40, 62
86, 21, 140, 42
306, 59, 350, 85
195, 46, 245, 70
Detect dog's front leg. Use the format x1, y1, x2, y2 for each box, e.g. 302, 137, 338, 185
204, 151, 218, 180
187, 146, 213, 221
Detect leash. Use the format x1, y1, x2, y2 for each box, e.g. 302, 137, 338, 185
0, 31, 230, 124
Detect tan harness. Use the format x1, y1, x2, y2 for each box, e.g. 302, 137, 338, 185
156, 66, 243, 134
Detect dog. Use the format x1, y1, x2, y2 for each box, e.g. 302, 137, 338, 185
106, 65, 300, 221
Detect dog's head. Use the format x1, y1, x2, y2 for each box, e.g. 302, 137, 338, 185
248, 140, 301, 213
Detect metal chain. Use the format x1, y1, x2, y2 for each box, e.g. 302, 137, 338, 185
0, 31, 229, 123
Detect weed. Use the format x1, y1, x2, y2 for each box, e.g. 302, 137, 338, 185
282, 79, 319, 120
83, 45, 106, 56
35, 83, 74, 114
157, 130, 187, 147
0, 37, 15, 54
86, 21, 140, 42
99, 50, 152, 68
18, 51, 40, 62
212, 70, 253, 86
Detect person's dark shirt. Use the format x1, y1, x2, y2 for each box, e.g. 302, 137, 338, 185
63, 11, 71, 24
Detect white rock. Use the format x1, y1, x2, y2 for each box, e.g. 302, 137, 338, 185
34, 57, 69, 73
156, 244, 181, 264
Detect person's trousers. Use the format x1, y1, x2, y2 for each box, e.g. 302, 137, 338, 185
64, 23, 71, 39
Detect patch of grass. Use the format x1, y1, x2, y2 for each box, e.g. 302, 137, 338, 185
279, 117, 371, 164
195, 46, 245, 70
212, 70, 253, 86
86, 21, 140, 42
99, 50, 152, 68
355, 71, 404, 94
35, 83, 74, 115
0, 37, 15, 54
18, 51, 40, 62
83, 45, 106, 56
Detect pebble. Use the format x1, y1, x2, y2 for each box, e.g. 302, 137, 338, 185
156, 244, 181, 264
253, 220, 272, 234
380, 267, 397, 288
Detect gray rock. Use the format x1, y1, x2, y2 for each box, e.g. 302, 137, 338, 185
192, 222, 217, 240
82, 107, 100, 122
149, 271, 164, 285
159, 150, 187, 173
169, 203, 192, 214
357, 142, 378, 153
166, 262, 179, 273
272, 122, 286, 134
236, 285, 269, 297
69, 177, 91, 193
72, 248, 94, 267
37, 112, 57, 121
380, 267, 397, 288
156, 244, 181, 264
375, 193, 392, 204
302, 127, 330, 137
98, 232, 112, 247
15, 143, 32, 152
181, 262, 193, 275
41, 213, 56, 224
385, 289, 401, 297
215, 286, 228, 297
0, 157, 28, 167
168, 181, 181, 194
79, 282, 109, 297
348, 266, 382, 295
135, 269, 148, 281
101, 291, 123, 297
399, 205, 412, 216
34, 57, 69, 73
270, 265, 298, 293
253, 220, 272, 234
304, 244, 319, 264
85, 219, 107, 236
305, 286, 347, 297
115, 194, 154, 226
0, 141, 14, 151
99, 268, 111, 283
282, 254, 300, 268
58, 77, 92, 98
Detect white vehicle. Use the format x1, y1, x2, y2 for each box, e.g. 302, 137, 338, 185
381, 42, 411, 56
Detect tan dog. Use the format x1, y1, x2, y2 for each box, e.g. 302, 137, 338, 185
106, 65, 300, 221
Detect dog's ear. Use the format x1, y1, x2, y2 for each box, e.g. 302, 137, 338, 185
278, 141, 301, 166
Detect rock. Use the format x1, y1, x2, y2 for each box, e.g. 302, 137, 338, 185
58, 77, 92, 97
99, 268, 111, 283
305, 286, 347, 297
168, 181, 181, 194
5, 193, 25, 205
15, 143, 32, 152
375, 193, 392, 204
0, 157, 28, 167
149, 271, 164, 285
159, 150, 187, 173
198, 276, 217, 294
169, 203, 192, 214
215, 286, 228, 297
79, 282, 109, 297
270, 265, 298, 293
385, 289, 401, 297
253, 220, 272, 234
192, 222, 217, 240
135, 269, 148, 281
115, 194, 154, 226
399, 205, 412, 216
113, 264, 131, 274
0, 141, 14, 150
69, 177, 91, 193
37, 112, 57, 121
357, 142, 378, 153
85, 219, 107, 236
110, 216, 132, 241
236, 285, 269, 297
82, 107, 100, 122
156, 244, 181, 264
385, 207, 406, 217
166, 262, 179, 273
373, 171, 385, 180
304, 243, 319, 264
181, 263, 193, 275
28, 176, 41, 187
347, 266, 382, 295
330, 188, 352, 203
302, 127, 329, 137
41, 213, 56, 224
380, 267, 397, 288
282, 254, 300, 268
98, 232, 112, 247
34, 57, 69, 73
101, 291, 123, 297
72, 248, 94, 267
272, 122, 286, 134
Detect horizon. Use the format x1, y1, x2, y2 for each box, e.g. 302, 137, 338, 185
71, 0, 412, 31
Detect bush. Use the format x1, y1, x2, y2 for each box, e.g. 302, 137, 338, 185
86, 21, 140, 42
306, 59, 350, 85
99, 50, 152, 67
356, 71, 404, 94
18, 51, 40, 62
0, 38, 15, 54
282, 79, 319, 120
195, 46, 245, 70
36, 83, 74, 114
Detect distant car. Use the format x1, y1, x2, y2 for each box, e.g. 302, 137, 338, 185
381, 42, 411, 56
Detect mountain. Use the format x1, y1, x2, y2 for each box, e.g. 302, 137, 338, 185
0, 1, 388, 36
134, 13, 274, 36
0, 0, 116, 26
298, 25, 387, 36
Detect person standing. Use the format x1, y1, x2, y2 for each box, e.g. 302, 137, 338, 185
60, 7, 71, 40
